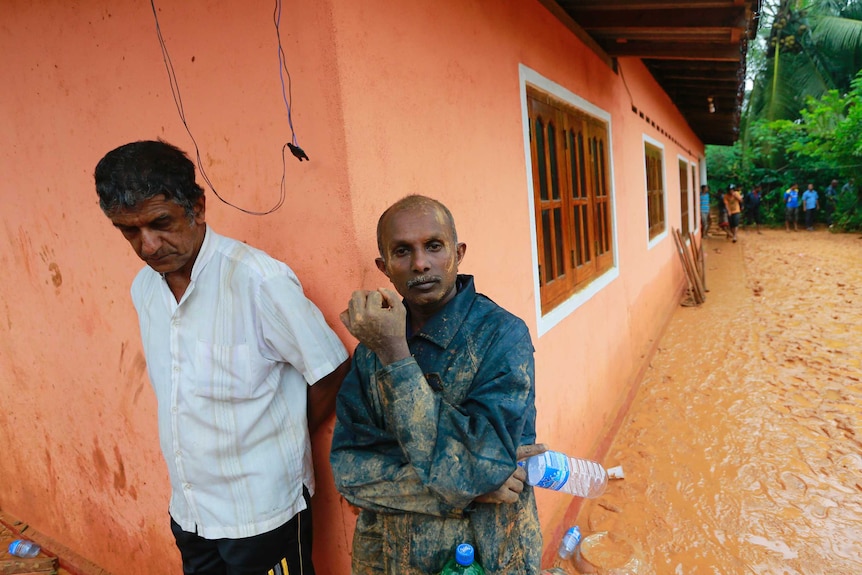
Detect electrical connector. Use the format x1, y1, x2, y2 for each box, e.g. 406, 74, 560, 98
287, 143, 309, 162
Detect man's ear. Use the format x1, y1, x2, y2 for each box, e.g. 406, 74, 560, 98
193, 195, 206, 225
375, 257, 389, 277
455, 242, 466, 266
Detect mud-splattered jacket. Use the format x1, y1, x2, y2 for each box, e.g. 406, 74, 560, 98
331, 275, 542, 574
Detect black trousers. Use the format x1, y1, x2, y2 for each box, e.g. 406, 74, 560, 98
171, 486, 315, 575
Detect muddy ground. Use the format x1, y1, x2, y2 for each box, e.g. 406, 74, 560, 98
4, 228, 859, 575
573, 227, 862, 575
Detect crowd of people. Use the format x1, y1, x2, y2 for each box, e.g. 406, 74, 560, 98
701, 178, 856, 238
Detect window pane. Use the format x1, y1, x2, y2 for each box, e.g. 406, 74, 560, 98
590, 137, 599, 199
553, 208, 563, 277
582, 204, 591, 263
573, 204, 583, 266
535, 118, 548, 201
596, 202, 604, 255
549, 124, 560, 200
679, 160, 689, 236
542, 209, 553, 283
577, 132, 586, 199
598, 140, 607, 198
568, 130, 578, 200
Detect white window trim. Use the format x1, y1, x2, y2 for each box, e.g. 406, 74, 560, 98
643, 134, 667, 249
519, 64, 619, 337
676, 153, 694, 236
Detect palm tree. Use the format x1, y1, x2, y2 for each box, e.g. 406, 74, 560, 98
815, 1, 862, 87
745, 0, 862, 124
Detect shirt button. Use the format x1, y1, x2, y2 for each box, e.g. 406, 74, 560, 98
175, 450, 182, 456
171, 406, 178, 414
184, 483, 191, 490
173, 366, 180, 373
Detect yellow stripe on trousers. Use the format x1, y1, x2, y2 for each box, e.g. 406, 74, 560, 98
268, 557, 290, 575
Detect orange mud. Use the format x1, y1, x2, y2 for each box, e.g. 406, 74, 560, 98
574, 228, 862, 575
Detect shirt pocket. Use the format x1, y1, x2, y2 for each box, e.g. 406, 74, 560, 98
194, 341, 254, 399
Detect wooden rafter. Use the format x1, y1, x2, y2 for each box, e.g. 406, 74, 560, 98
544, 0, 761, 144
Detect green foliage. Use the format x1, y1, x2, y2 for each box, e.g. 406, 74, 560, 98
711, 1, 862, 230
745, 0, 862, 125
707, 69, 862, 230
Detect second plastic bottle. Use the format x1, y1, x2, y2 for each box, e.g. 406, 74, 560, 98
523, 450, 608, 498
8, 539, 41, 558
439, 543, 486, 574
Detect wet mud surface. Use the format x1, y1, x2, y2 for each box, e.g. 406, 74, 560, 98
576, 229, 862, 575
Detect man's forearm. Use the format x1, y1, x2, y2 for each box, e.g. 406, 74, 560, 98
307, 359, 351, 433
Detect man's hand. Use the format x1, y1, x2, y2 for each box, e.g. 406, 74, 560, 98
340, 289, 411, 365
473, 443, 548, 504
516, 443, 548, 462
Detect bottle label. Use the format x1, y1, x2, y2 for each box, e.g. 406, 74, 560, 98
535, 451, 570, 490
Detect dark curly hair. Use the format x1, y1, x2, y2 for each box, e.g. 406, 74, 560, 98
95, 140, 204, 218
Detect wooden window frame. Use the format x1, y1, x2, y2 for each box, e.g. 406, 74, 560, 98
644, 139, 666, 242
678, 157, 690, 237
527, 85, 614, 314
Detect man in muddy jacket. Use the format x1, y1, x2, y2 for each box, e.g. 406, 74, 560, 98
330, 195, 543, 574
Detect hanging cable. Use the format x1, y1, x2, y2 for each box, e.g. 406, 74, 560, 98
149, 0, 288, 215
617, 60, 636, 114
274, 0, 309, 162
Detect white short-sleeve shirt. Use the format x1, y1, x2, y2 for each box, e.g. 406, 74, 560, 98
131, 227, 348, 539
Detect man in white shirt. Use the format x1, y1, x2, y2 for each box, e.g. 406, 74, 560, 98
94, 140, 349, 575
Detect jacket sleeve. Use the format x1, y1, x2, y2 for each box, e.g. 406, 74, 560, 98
330, 323, 536, 513
330, 350, 465, 517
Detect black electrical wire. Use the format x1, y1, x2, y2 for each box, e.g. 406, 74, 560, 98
149, 0, 292, 215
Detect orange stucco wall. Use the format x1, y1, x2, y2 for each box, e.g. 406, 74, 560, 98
1, 1, 702, 573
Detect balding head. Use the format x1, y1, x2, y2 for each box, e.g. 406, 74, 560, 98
376, 195, 458, 258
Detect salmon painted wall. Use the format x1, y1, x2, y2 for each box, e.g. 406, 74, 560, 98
328, 0, 704, 545
1, 1, 360, 573
1, 0, 703, 573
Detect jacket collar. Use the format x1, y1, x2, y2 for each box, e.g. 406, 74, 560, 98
408, 275, 475, 349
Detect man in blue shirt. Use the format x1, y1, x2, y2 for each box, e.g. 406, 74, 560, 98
331, 195, 544, 574
700, 184, 711, 237
785, 183, 800, 232
802, 183, 820, 231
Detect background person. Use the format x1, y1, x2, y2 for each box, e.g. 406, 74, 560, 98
330, 195, 544, 574
785, 183, 800, 231
744, 184, 764, 234
95, 140, 349, 575
802, 183, 820, 231
700, 184, 711, 237
723, 184, 743, 242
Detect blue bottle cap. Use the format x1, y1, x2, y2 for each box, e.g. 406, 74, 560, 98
455, 543, 475, 566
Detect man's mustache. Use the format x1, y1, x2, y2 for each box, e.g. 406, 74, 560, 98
407, 275, 441, 288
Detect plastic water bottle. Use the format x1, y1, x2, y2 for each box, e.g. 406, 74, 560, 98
8, 539, 41, 558
439, 543, 486, 574
523, 451, 608, 498
558, 526, 582, 560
